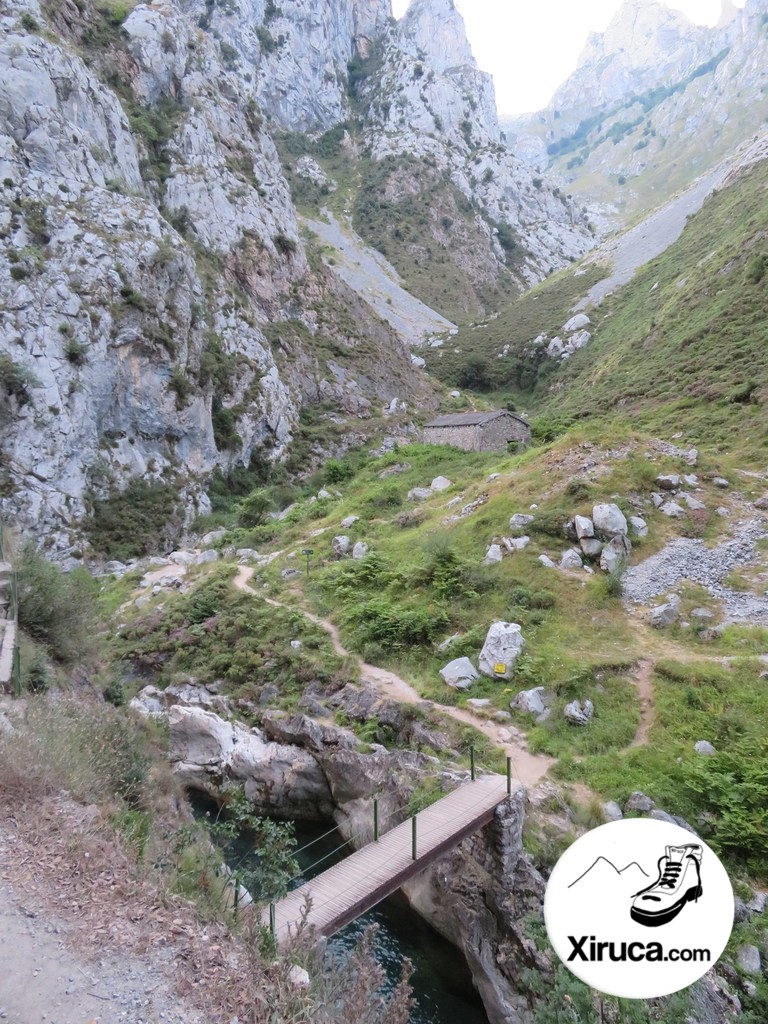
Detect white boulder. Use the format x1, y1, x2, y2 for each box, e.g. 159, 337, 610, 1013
592, 503, 628, 538
430, 476, 453, 492
650, 594, 681, 628
352, 542, 369, 560
628, 516, 648, 538
341, 515, 359, 528
574, 515, 594, 539
439, 657, 480, 690
509, 513, 535, 533
511, 686, 549, 716
332, 535, 351, 557
562, 313, 590, 333
660, 501, 685, 518
408, 487, 433, 502
560, 548, 583, 571
564, 699, 594, 726
694, 740, 717, 756
600, 535, 632, 574
479, 622, 525, 679
484, 544, 504, 565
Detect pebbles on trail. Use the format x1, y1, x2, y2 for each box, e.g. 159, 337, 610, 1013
622, 517, 768, 624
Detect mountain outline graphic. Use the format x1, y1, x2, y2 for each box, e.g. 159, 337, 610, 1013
568, 856, 650, 889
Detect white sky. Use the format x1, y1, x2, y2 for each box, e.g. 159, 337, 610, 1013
390, 0, 746, 116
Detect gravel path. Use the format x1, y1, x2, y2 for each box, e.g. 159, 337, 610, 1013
0, 850, 201, 1024
575, 164, 727, 309
303, 211, 456, 345
622, 516, 768, 624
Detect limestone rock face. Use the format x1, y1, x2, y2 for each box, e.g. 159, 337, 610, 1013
169, 705, 334, 818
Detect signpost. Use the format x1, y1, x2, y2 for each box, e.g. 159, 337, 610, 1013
301, 548, 314, 577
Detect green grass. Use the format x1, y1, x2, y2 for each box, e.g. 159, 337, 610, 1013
432, 158, 768, 466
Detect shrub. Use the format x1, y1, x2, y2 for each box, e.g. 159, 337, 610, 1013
87, 478, 180, 560
16, 545, 98, 664
20, 12, 40, 30
237, 489, 272, 528
0, 354, 38, 405
746, 254, 766, 284
168, 366, 193, 409
351, 597, 449, 657
457, 356, 492, 391
324, 458, 355, 484
65, 339, 88, 366
273, 232, 297, 257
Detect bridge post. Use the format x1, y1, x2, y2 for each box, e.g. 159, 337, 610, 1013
470, 745, 475, 781
412, 816, 417, 861
374, 799, 379, 841
506, 756, 512, 795
269, 902, 276, 939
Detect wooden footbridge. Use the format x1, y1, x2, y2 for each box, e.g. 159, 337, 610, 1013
265, 773, 518, 946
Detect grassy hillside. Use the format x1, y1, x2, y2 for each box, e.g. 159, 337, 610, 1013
427, 157, 768, 465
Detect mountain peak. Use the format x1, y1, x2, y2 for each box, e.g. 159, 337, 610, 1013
399, 0, 476, 71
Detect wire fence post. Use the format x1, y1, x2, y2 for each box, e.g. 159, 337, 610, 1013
373, 798, 379, 842
269, 902, 276, 940
12, 647, 20, 697
233, 872, 240, 923
411, 816, 417, 861
470, 745, 475, 781
506, 756, 512, 795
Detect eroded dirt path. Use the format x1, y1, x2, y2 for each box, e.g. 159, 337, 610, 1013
629, 659, 655, 748
235, 565, 556, 787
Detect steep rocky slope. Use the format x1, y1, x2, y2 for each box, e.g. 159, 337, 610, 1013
505, 0, 768, 222
0, 0, 592, 559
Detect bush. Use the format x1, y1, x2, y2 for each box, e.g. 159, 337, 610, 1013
747, 254, 766, 284
237, 489, 272, 528
457, 356, 492, 391
0, 354, 38, 406
273, 232, 297, 257
352, 597, 449, 657
20, 12, 40, 30
87, 478, 180, 560
17, 545, 98, 665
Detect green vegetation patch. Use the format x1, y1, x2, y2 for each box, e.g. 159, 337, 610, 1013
86, 477, 182, 561
114, 567, 357, 707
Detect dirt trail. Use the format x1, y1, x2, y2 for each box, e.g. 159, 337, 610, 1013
629, 659, 655, 748
235, 566, 556, 787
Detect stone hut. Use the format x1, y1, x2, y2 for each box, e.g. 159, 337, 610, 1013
423, 411, 531, 452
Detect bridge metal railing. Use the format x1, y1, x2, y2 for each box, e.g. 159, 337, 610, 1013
264, 746, 517, 940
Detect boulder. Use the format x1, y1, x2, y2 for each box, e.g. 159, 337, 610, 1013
683, 474, 699, 486
562, 312, 590, 333
600, 535, 632, 574
564, 699, 594, 726
560, 548, 583, 570
509, 513, 535, 533
602, 800, 623, 822
379, 463, 411, 479
129, 685, 166, 718
713, 477, 729, 489
479, 622, 525, 679
574, 515, 594, 539
165, 550, 193, 566
754, 492, 768, 510
503, 535, 530, 552
340, 515, 360, 528
681, 492, 706, 511
737, 945, 761, 976
134, 594, 151, 610
694, 740, 717, 756
332, 535, 351, 557
656, 475, 680, 491
430, 476, 453, 492
592, 503, 628, 538
290, 640, 302, 650
466, 698, 491, 709
628, 516, 648, 538
352, 542, 369, 560
104, 560, 129, 575
261, 712, 358, 754
195, 549, 219, 565
660, 500, 685, 518
538, 554, 556, 569
650, 492, 664, 508
201, 529, 226, 546
747, 892, 767, 915
484, 544, 504, 566
408, 487, 433, 502
439, 657, 480, 690
236, 548, 260, 561
281, 568, 302, 579
511, 686, 549, 716
580, 538, 603, 558
625, 791, 655, 813
685, 448, 699, 466
317, 488, 333, 500
650, 594, 681, 628
411, 356, 426, 369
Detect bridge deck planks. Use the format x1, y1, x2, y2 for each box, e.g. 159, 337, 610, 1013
267, 774, 516, 945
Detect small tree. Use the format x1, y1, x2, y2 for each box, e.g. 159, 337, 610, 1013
237, 489, 272, 528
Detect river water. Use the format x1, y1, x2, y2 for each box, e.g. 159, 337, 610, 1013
194, 796, 488, 1024
291, 819, 489, 1024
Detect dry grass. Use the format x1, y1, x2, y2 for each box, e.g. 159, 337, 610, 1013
0, 698, 414, 1024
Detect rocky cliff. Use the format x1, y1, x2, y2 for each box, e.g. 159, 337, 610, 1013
0, 0, 592, 560
504, 0, 768, 221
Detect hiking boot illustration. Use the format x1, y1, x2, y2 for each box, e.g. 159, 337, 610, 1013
630, 844, 703, 927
